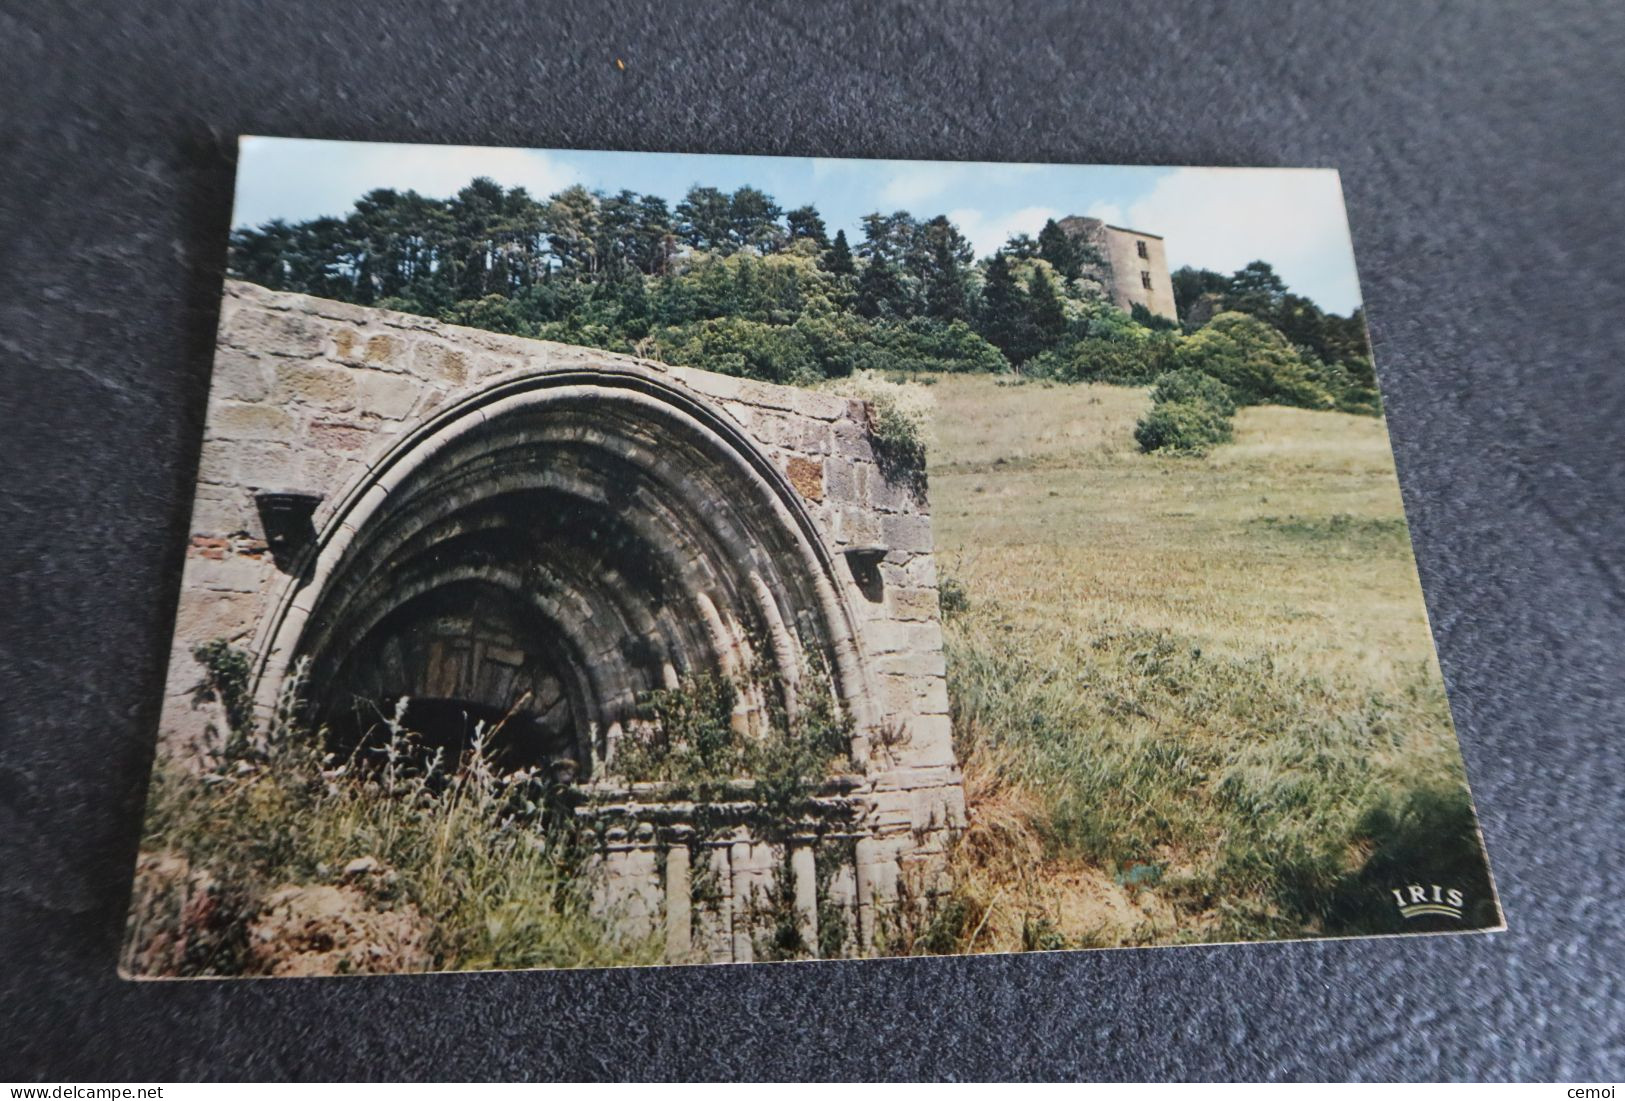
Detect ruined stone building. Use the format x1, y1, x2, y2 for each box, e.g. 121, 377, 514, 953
1057, 216, 1178, 322
158, 281, 966, 964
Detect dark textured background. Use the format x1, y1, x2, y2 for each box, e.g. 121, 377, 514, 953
3, 0, 1622, 1081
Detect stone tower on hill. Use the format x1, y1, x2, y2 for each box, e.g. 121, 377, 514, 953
1056, 215, 1178, 322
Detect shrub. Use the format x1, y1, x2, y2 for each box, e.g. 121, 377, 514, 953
651, 316, 821, 384
1175, 311, 1332, 409
1028, 333, 1178, 385
819, 369, 935, 473
869, 318, 1012, 375
1134, 397, 1235, 455
1149, 367, 1237, 416
125, 670, 649, 977
613, 651, 854, 820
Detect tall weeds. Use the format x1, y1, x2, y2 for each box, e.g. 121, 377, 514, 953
943, 608, 1493, 943
125, 659, 655, 976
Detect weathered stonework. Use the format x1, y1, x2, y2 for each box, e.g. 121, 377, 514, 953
159, 280, 966, 963
1056, 215, 1178, 322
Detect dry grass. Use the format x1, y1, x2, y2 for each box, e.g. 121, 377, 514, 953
926, 374, 1495, 947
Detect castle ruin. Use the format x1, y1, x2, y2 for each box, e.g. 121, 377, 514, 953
1058, 216, 1178, 322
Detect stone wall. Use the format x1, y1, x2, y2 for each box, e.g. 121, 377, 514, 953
1102, 224, 1178, 322
159, 280, 966, 962
1056, 215, 1178, 322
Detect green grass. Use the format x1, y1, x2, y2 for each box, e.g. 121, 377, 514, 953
123, 697, 659, 977
929, 375, 1497, 949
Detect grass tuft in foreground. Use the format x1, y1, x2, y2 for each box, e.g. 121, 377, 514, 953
123, 668, 656, 978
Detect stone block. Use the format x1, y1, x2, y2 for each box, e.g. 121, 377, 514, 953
306, 421, 374, 454
881, 513, 934, 554
363, 333, 404, 367
172, 589, 259, 643
220, 308, 327, 359
217, 440, 304, 490
411, 342, 468, 385
889, 586, 941, 622
909, 715, 956, 757
187, 485, 257, 537
186, 549, 272, 594
352, 371, 422, 420
274, 362, 356, 410
210, 401, 293, 441
785, 455, 823, 502
834, 507, 882, 547
832, 418, 876, 463
865, 467, 916, 513
210, 347, 272, 402
873, 650, 947, 678
915, 676, 950, 715
798, 421, 833, 455
824, 458, 859, 504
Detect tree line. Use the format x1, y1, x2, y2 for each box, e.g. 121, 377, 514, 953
228, 177, 1376, 413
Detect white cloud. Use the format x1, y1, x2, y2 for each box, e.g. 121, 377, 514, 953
233, 137, 583, 226
948, 204, 1061, 258
1082, 200, 1126, 226
1115, 167, 1360, 312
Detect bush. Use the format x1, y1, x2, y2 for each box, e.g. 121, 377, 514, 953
613, 652, 854, 820
1149, 367, 1237, 416
1028, 333, 1178, 385
1133, 398, 1235, 455
869, 318, 1012, 375
651, 317, 821, 384
1175, 312, 1332, 409
819, 369, 935, 473
125, 664, 650, 977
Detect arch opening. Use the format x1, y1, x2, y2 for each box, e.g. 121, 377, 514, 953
281, 377, 864, 782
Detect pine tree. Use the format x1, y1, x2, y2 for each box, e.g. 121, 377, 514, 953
978, 252, 1027, 362
917, 215, 972, 322
676, 186, 733, 253
786, 205, 828, 245
1037, 218, 1083, 281
1027, 266, 1068, 353
855, 254, 905, 318
822, 229, 856, 276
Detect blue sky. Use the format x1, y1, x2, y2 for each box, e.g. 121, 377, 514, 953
235, 137, 1364, 315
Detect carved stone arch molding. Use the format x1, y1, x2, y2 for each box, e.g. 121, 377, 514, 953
161, 283, 966, 959
252, 371, 876, 777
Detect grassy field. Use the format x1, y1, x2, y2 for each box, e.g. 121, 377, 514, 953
926, 374, 1497, 951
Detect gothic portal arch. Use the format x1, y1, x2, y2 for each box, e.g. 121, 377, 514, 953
253, 370, 875, 778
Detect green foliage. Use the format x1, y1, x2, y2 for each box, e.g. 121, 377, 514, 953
1175, 311, 1334, 410
190, 640, 257, 752
867, 318, 1010, 375
1133, 394, 1235, 455
613, 650, 854, 822
1131, 301, 1178, 332
652, 316, 821, 385
1037, 217, 1096, 282
126, 677, 651, 977
819, 369, 935, 474
944, 619, 1493, 941
937, 575, 971, 618
227, 174, 1375, 417
1028, 332, 1179, 385
1148, 366, 1237, 416
821, 228, 856, 276
1170, 261, 1377, 411
976, 252, 1028, 364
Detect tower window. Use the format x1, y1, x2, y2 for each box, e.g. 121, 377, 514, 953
1141, 270, 1153, 290
1136, 239, 1149, 259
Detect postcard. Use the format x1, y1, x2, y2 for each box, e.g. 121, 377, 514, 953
122, 138, 1500, 977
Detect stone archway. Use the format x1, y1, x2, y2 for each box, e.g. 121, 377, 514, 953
254, 371, 874, 778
